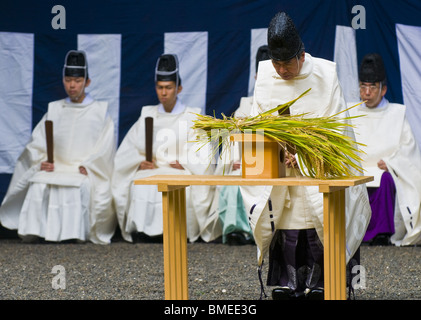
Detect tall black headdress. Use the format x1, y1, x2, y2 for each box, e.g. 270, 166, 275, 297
359, 53, 387, 84
63, 50, 88, 79
267, 12, 304, 61
255, 45, 270, 72
155, 54, 181, 86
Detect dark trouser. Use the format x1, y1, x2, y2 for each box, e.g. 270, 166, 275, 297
267, 229, 324, 292
267, 228, 361, 295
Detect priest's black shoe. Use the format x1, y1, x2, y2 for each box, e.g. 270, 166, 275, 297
304, 287, 324, 300
226, 232, 253, 246
272, 287, 295, 300
131, 232, 163, 243
370, 233, 391, 246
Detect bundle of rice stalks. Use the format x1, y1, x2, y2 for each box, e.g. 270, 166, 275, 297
192, 88, 365, 179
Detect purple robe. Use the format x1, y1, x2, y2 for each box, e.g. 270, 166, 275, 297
363, 171, 396, 242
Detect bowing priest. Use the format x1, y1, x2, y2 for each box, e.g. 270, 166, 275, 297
0, 50, 117, 244
349, 53, 421, 246
239, 11, 371, 300
112, 54, 219, 243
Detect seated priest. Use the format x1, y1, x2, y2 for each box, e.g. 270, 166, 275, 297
349, 53, 421, 246
112, 54, 220, 243
0, 50, 117, 244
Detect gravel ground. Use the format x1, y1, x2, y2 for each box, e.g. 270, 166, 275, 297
1, 233, 421, 301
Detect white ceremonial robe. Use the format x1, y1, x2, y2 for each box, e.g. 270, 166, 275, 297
112, 100, 219, 242
349, 100, 421, 246
234, 96, 253, 118
0, 96, 116, 244
240, 54, 372, 266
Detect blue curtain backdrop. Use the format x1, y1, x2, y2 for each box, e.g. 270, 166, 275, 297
1, 0, 421, 205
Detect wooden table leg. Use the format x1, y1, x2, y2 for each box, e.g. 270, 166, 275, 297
322, 187, 346, 300
161, 186, 188, 300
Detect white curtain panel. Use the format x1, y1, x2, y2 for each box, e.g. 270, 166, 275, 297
164, 31, 208, 115
396, 23, 421, 151
333, 25, 360, 104
0, 32, 34, 173
78, 34, 122, 143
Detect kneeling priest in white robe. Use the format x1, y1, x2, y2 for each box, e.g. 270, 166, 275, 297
239, 12, 371, 300
112, 54, 220, 243
349, 53, 421, 247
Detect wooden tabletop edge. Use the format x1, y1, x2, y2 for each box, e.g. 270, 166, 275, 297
134, 175, 374, 187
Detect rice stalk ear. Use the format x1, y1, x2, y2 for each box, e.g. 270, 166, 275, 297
191, 89, 366, 179
259, 88, 312, 117
329, 100, 366, 118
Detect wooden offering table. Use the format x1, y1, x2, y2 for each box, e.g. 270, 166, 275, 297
134, 174, 373, 300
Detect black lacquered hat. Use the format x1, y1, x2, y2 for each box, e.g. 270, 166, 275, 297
155, 54, 181, 85
359, 53, 387, 83
267, 12, 304, 61
63, 50, 88, 79
255, 45, 270, 72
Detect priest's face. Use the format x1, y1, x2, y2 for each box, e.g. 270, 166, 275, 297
359, 81, 387, 108
156, 80, 183, 112
63, 76, 90, 103
271, 51, 305, 80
